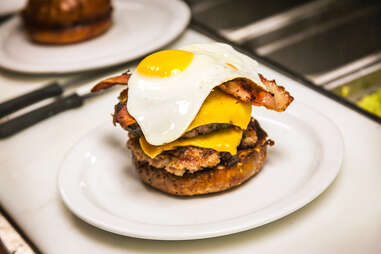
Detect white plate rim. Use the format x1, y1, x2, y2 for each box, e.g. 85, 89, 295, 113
58, 102, 344, 240
0, 0, 190, 74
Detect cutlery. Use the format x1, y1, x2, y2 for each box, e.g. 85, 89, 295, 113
0, 89, 107, 138
0, 69, 115, 118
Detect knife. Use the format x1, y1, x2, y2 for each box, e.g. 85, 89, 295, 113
0, 89, 107, 139
0, 69, 117, 118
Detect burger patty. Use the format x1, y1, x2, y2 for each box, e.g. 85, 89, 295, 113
133, 139, 268, 196
127, 119, 272, 176
182, 123, 232, 138
126, 122, 234, 139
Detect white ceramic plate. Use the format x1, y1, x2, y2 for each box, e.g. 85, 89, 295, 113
0, 0, 190, 74
58, 102, 343, 240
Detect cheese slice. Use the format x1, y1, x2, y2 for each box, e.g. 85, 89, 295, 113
139, 89, 252, 158
140, 127, 243, 158
186, 89, 252, 131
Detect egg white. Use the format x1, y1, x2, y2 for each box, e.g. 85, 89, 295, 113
127, 43, 263, 145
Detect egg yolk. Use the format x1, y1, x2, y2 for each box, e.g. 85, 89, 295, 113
136, 50, 194, 78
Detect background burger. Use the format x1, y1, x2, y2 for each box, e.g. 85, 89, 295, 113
92, 43, 293, 196
22, 0, 113, 44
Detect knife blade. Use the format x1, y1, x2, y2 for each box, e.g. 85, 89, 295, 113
0, 88, 108, 139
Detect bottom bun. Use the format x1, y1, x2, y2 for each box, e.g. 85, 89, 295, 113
25, 18, 112, 45
133, 141, 269, 196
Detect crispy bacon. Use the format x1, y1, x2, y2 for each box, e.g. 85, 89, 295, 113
90, 72, 131, 92
218, 74, 293, 112
118, 88, 128, 102
113, 102, 136, 127
94, 72, 293, 129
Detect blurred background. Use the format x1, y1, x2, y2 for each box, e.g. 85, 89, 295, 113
185, 0, 381, 122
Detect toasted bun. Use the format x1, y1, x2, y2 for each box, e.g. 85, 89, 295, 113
22, 0, 112, 44
25, 18, 112, 44
132, 141, 268, 196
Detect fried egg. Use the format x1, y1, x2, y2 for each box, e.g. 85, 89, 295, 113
127, 43, 263, 145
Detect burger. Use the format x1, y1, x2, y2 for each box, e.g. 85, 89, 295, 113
22, 0, 113, 44
92, 43, 293, 196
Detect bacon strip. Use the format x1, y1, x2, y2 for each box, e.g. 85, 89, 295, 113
90, 72, 131, 92
93, 72, 293, 129
113, 102, 136, 127
218, 74, 293, 112
90, 71, 136, 127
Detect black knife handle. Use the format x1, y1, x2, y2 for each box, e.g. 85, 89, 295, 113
0, 94, 83, 138
0, 82, 63, 118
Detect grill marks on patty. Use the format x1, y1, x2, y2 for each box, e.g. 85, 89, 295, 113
127, 119, 271, 176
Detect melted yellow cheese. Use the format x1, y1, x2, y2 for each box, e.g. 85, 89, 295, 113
140, 128, 243, 158
139, 89, 252, 158
186, 89, 252, 131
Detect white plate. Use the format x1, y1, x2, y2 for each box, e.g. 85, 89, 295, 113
58, 102, 343, 240
0, 0, 190, 74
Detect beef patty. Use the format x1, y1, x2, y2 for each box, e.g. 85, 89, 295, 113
127, 119, 272, 176
132, 119, 273, 196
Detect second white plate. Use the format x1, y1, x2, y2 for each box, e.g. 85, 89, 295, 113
0, 0, 190, 74
58, 102, 343, 240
